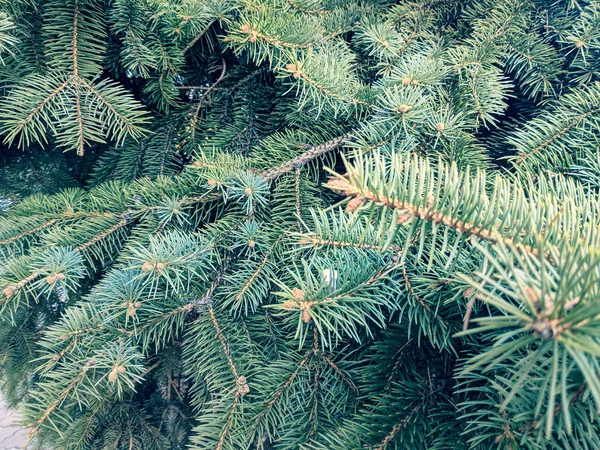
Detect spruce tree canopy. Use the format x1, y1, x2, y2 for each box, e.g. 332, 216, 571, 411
1, 0, 600, 449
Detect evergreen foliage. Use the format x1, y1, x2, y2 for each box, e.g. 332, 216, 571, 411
0, 0, 600, 449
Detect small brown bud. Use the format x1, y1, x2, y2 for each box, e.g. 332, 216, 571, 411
435, 123, 445, 132
543, 296, 555, 316
411, 79, 419, 85
141, 262, 154, 272
381, 41, 389, 48
285, 63, 297, 71
117, 365, 126, 374
108, 368, 118, 382
326, 177, 352, 193
523, 286, 540, 309
564, 297, 580, 311
249, 32, 257, 42
248, 239, 256, 248
426, 193, 435, 208
402, 77, 411, 85
529, 318, 561, 340
173, 208, 180, 215
52, 354, 61, 361
398, 104, 411, 113
237, 376, 250, 396
282, 299, 297, 310
293, 71, 302, 79
2, 286, 16, 298
46, 275, 58, 284
57, 273, 66, 280
298, 301, 315, 323
127, 306, 137, 317
244, 187, 252, 196
346, 196, 365, 212
292, 288, 305, 301
207, 179, 218, 187
155, 262, 166, 271
302, 309, 311, 323
575, 40, 584, 48
239, 24, 251, 33
463, 287, 473, 299
397, 210, 412, 225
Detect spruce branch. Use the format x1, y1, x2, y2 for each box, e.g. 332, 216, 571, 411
2, 2, 600, 448
251, 351, 313, 434
190, 58, 227, 138
0, 219, 59, 246
375, 403, 423, 450
261, 134, 354, 181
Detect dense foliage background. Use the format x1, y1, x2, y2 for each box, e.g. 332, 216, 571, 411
1, 0, 600, 448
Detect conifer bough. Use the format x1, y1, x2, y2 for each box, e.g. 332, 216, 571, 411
0, 0, 600, 449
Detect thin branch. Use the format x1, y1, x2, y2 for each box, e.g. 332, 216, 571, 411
235, 254, 269, 303
72, 0, 80, 78
252, 352, 312, 432
262, 134, 354, 181
182, 24, 214, 55
27, 369, 87, 440
295, 167, 302, 232
75, 219, 129, 253
309, 364, 319, 437
238, 26, 312, 49
190, 58, 226, 139
327, 180, 540, 258
216, 390, 241, 450
514, 107, 600, 165
209, 307, 239, 379
71, 0, 85, 155
384, 339, 413, 391
297, 234, 398, 252
0, 219, 59, 246
74, 82, 85, 156
402, 267, 431, 313
15, 79, 70, 133
322, 354, 358, 394
374, 404, 422, 450
79, 78, 138, 132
